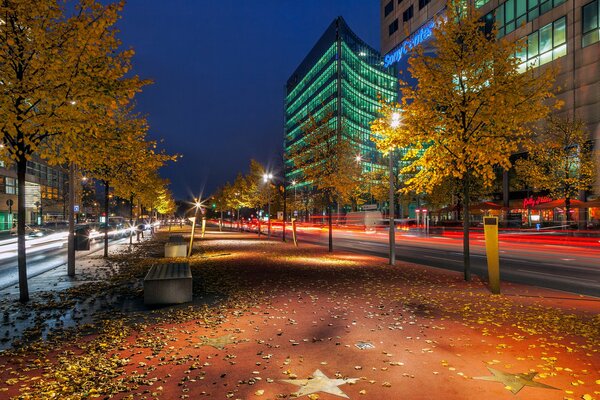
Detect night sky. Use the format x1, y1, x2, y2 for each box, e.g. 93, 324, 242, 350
117, 0, 380, 200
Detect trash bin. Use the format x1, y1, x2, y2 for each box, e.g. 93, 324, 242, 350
74, 227, 90, 251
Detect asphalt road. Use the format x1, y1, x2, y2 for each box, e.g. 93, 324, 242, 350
0, 234, 133, 290
295, 229, 600, 297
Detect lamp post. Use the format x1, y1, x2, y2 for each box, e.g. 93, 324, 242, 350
291, 180, 297, 218
388, 111, 401, 266
188, 200, 201, 257
263, 173, 273, 239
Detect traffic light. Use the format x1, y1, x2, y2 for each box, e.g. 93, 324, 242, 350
212, 203, 216, 209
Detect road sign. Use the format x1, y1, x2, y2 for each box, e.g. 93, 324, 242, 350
6, 199, 13, 207
362, 204, 378, 210
74, 205, 80, 213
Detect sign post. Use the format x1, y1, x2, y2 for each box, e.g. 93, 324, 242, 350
201, 217, 206, 238
483, 216, 500, 294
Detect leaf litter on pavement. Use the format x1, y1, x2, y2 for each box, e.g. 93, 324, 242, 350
0, 231, 598, 399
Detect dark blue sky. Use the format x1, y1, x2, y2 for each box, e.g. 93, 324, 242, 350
117, 1, 380, 200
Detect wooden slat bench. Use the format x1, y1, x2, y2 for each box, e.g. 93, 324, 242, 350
144, 262, 192, 305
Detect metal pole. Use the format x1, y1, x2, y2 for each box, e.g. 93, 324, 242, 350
267, 196, 271, 239
282, 183, 286, 242
388, 151, 395, 265
67, 162, 75, 276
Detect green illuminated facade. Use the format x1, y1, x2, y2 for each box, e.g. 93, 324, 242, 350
284, 17, 397, 190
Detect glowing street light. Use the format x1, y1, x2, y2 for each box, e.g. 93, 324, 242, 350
263, 173, 274, 239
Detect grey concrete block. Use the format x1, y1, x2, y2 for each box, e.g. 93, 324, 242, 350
165, 242, 188, 258
144, 263, 192, 305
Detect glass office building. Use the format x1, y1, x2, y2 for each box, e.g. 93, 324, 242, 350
284, 17, 397, 191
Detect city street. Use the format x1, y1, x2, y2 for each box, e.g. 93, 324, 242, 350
294, 227, 600, 297
0, 231, 136, 290
0, 228, 597, 400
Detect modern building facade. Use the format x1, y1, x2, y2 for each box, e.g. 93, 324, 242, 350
380, 0, 600, 223
284, 17, 397, 195
0, 159, 68, 232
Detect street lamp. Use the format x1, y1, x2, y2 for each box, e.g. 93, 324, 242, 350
263, 173, 273, 239
387, 111, 402, 266
291, 180, 297, 219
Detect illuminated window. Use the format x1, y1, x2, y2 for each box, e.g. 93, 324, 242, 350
476, 0, 491, 8
5, 177, 16, 194
518, 17, 567, 71
582, 0, 600, 47
403, 5, 414, 22
495, 0, 566, 37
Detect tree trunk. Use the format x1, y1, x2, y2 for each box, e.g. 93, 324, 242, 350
328, 203, 333, 252
67, 163, 75, 276
104, 180, 109, 258
283, 184, 287, 242
17, 158, 29, 302
462, 174, 471, 281
130, 194, 134, 245
565, 197, 571, 223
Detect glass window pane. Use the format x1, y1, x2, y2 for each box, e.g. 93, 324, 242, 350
583, 30, 600, 47
506, 0, 515, 21
528, 33, 539, 58
553, 43, 567, 59
582, 1, 599, 34
528, 8, 539, 21
539, 23, 552, 52
497, 6, 505, 26
528, 0, 539, 10
540, 50, 553, 65
517, 0, 527, 18
553, 17, 566, 45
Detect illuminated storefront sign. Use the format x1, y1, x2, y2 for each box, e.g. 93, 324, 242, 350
522, 196, 552, 208
384, 21, 435, 67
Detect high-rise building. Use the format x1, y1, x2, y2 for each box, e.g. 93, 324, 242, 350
380, 0, 600, 222
284, 17, 397, 196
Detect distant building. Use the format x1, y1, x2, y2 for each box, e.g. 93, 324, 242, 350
284, 17, 397, 197
0, 159, 68, 232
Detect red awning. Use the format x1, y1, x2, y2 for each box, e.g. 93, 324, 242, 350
469, 201, 505, 211
534, 199, 586, 209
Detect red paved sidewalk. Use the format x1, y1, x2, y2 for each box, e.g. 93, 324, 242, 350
0, 229, 598, 399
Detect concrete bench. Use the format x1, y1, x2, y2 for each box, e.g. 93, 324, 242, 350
164, 241, 188, 257
144, 262, 192, 305
168, 234, 185, 243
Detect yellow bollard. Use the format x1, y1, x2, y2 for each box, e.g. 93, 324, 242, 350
201, 217, 206, 238
187, 217, 196, 257
292, 218, 298, 247
483, 216, 500, 294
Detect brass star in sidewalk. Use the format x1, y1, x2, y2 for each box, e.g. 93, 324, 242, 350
198, 334, 236, 350
474, 367, 559, 395
281, 369, 358, 398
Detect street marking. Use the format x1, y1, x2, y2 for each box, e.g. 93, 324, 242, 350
561, 258, 575, 261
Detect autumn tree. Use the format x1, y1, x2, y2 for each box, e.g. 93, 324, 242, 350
291, 110, 361, 251
515, 116, 596, 221
371, 1, 558, 280
0, 0, 145, 301
81, 105, 176, 256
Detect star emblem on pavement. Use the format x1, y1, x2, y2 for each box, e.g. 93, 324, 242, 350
473, 367, 560, 394
281, 369, 358, 398
198, 334, 236, 350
